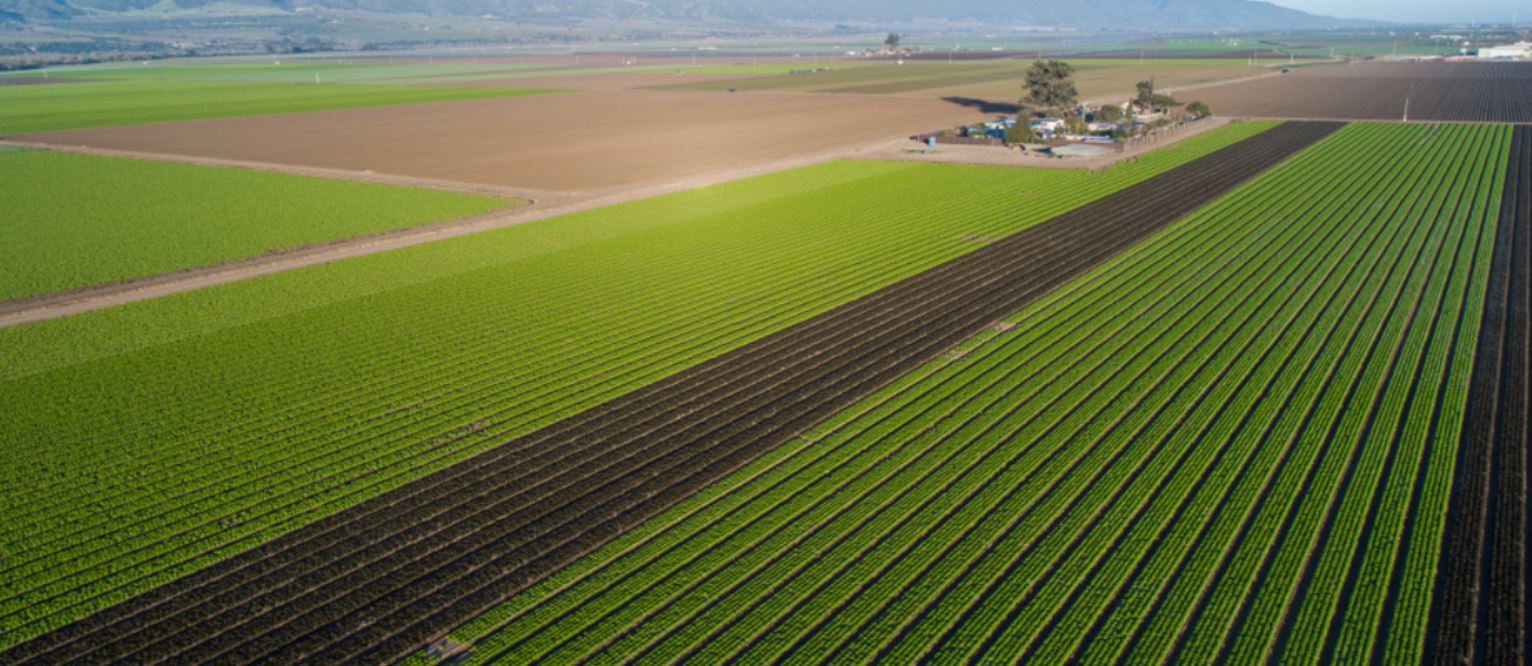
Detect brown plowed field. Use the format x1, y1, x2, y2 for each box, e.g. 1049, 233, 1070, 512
1189, 61, 1532, 123
19, 90, 982, 191
0, 121, 1339, 666
444, 72, 741, 90
1431, 125, 1531, 665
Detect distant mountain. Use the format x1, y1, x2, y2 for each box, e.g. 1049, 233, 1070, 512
3, 0, 81, 20
0, 0, 1369, 30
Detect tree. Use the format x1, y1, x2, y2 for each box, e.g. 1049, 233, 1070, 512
1093, 104, 1123, 123
1186, 101, 1212, 118
1023, 59, 1078, 114
1134, 79, 1155, 110
1005, 122, 1040, 145
884, 33, 900, 51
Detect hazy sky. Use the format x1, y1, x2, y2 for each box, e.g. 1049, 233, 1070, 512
1272, 0, 1527, 23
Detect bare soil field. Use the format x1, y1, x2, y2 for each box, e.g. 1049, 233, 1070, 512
23, 89, 982, 191
1189, 61, 1532, 122
925, 61, 1266, 105
445, 71, 739, 90
664, 59, 1270, 104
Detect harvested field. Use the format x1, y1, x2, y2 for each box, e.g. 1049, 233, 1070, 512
1190, 61, 1532, 123
1432, 125, 1531, 664
925, 61, 1267, 105
21, 90, 984, 191
442, 72, 741, 91
0, 121, 1335, 666
663, 58, 1264, 101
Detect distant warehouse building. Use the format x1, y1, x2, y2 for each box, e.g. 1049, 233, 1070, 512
1479, 42, 1532, 59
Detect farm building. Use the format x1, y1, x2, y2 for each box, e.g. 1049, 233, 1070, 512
1479, 42, 1532, 60
1034, 118, 1066, 132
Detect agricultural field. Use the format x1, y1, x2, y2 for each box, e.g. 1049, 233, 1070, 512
1432, 125, 1531, 665
6, 60, 561, 84
0, 78, 562, 134
17, 89, 984, 191
0, 149, 509, 301
0, 121, 1277, 654
0, 119, 1326, 666
398, 121, 1510, 665
8, 57, 857, 87
1155, 32, 1456, 58
660, 57, 1269, 102
5, 31, 1531, 664
1191, 61, 1532, 123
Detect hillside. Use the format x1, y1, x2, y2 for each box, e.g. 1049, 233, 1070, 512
0, 0, 1365, 30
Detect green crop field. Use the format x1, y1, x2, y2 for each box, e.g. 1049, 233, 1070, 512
0, 122, 1277, 650
11, 58, 875, 87
0, 79, 562, 135
0, 150, 510, 301
413, 122, 1507, 665
9, 61, 561, 84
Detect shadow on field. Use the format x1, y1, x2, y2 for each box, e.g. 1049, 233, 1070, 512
941, 96, 1021, 115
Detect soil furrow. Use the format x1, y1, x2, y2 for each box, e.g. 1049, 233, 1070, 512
1430, 124, 1531, 665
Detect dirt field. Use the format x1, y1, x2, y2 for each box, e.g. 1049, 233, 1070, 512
924, 61, 1268, 105
24, 89, 982, 191
663, 59, 1271, 104
444, 71, 741, 90
1187, 61, 1532, 122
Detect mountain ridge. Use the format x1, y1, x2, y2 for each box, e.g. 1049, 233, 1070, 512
0, 0, 1374, 29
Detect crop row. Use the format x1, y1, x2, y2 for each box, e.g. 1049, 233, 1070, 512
410, 122, 1507, 666
1404, 63, 1532, 123
1431, 124, 1531, 665
0, 123, 1336, 665
0, 122, 1280, 650
0, 150, 508, 301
